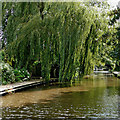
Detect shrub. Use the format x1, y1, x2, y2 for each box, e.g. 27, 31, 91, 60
13, 68, 30, 82
0, 61, 15, 85
0, 61, 30, 85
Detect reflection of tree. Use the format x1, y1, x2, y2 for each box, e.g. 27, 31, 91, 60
53, 75, 119, 118
2, 75, 119, 118
107, 86, 119, 96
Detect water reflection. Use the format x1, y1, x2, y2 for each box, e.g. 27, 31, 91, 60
2, 74, 120, 119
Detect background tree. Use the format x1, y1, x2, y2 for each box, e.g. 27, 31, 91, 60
101, 6, 120, 71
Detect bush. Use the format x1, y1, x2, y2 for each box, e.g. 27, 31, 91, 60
14, 68, 30, 82
0, 61, 15, 85
0, 61, 30, 85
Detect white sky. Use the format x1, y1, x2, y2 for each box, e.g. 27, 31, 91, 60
107, 0, 120, 8
0, 0, 120, 7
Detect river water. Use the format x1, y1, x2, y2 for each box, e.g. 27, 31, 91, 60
1, 74, 120, 119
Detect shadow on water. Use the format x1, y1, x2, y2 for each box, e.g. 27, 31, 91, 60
1, 74, 120, 119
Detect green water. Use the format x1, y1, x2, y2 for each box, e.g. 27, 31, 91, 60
1, 74, 120, 119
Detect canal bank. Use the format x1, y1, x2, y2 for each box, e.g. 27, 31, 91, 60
94, 70, 120, 79
0, 78, 58, 96
0, 71, 119, 96
113, 71, 120, 79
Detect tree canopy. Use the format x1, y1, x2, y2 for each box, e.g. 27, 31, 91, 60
2, 2, 119, 82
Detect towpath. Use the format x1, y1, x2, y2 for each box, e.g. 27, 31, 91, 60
0, 78, 58, 96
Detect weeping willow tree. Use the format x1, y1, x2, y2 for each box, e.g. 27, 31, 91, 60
2, 2, 44, 47
2, 2, 110, 82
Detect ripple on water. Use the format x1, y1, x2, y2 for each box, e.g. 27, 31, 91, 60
2, 74, 120, 119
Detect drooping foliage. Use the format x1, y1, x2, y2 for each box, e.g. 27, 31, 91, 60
99, 7, 120, 71
2, 2, 43, 47
110, 7, 120, 71
2, 2, 110, 82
